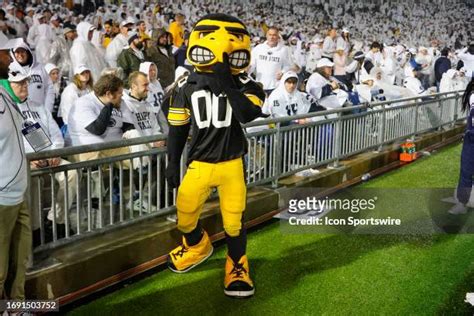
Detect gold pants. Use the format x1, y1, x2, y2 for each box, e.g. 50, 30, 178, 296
176, 158, 246, 237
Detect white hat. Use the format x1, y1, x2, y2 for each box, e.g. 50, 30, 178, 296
44, 63, 59, 75
342, 28, 350, 33
313, 37, 324, 43
120, 20, 133, 28
120, 17, 136, 28
317, 58, 334, 68
127, 31, 139, 44
26, 6, 34, 13
74, 65, 90, 75
8, 64, 30, 82
359, 73, 373, 84
51, 14, 60, 21
6, 4, 16, 11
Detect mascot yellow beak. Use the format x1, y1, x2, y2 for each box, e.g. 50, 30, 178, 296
187, 15, 251, 75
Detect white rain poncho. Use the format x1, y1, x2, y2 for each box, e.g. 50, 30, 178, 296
139, 61, 168, 134
306, 71, 347, 109
105, 33, 128, 68
263, 71, 314, 119
35, 24, 55, 65
70, 22, 107, 81
10, 40, 55, 113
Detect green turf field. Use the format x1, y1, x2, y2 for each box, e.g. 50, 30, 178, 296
68, 141, 474, 316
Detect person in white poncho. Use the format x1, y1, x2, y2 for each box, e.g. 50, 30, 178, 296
439, 69, 461, 93
10, 39, 55, 114
264, 71, 320, 124
105, 18, 134, 68
34, 23, 55, 65
306, 58, 348, 110
139, 61, 168, 134
369, 67, 415, 101
59, 65, 94, 146
403, 66, 428, 96
70, 21, 107, 82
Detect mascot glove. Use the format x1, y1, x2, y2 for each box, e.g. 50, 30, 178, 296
211, 53, 236, 91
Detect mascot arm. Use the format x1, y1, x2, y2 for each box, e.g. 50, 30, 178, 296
165, 124, 190, 188
224, 88, 264, 124
167, 124, 190, 166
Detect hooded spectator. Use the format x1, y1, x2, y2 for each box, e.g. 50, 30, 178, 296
70, 21, 107, 82
145, 28, 175, 89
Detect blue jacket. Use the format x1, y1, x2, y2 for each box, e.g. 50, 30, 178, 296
434, 56, 451, 83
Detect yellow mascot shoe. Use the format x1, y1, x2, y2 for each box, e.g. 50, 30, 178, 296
224, 254, 255, 298
168, 231, 213, 273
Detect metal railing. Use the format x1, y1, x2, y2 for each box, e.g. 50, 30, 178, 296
27, 90, 465, 253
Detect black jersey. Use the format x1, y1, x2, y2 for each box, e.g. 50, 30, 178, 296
167, 71, 265, 163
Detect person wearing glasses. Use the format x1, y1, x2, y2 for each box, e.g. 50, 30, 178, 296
5, 64, 78, 246
0, 37, 30, 304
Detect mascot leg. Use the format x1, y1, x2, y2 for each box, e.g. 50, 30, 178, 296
168, 161, 213, 273
218, 158, 254, 298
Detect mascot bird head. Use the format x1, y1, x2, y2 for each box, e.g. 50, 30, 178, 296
187, 13, 251, 75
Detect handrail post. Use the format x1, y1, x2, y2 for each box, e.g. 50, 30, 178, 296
453, 92, 460, 126
411, 98, 420, 141
272, 122, 282, 188
329, 112, 342, 168
377, 104, 386, 152
437, 93, 443, 131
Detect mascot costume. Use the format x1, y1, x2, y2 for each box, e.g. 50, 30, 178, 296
165, 13, 266, 297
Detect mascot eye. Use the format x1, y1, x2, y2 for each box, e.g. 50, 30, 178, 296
199, 32, 213, 39
230, 33, 244, 41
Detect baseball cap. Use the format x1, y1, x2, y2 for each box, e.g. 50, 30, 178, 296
63, 27, 75, 35
8, 65, 30, 82
128, 32, 139, 44
353, 51, 365, 61
74, 65, 90, 75
317, 58, 334, 68
120, 17, 136, 28
120, 20, 134, 28
313, 37, 324, 44
6, 4, 16, 11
